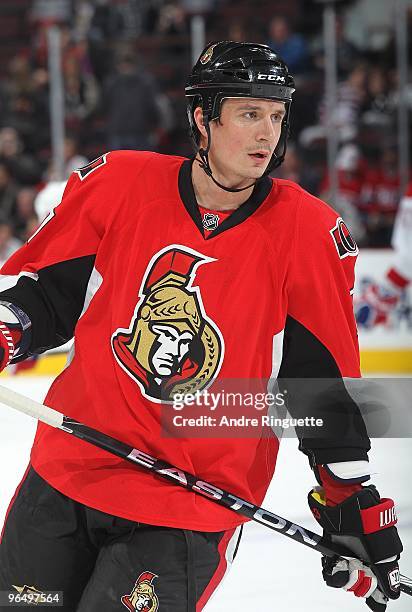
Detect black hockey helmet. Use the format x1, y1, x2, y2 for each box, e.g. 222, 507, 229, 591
185, 41, 295, 189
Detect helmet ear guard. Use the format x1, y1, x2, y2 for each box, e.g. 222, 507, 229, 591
185, 41, 295, 190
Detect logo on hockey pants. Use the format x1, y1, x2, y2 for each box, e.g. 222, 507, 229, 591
121, 572, 159, 611
112, 245, 224, 402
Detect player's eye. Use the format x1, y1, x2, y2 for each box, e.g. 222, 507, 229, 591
271, 113, 283, 123
244, 111, 257, 119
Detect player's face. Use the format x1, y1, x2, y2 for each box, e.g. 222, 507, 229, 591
150, 324, 194, 377
208, 98, 285, 187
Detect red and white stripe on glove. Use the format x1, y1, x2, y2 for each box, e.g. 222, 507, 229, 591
0, 322, 17, 370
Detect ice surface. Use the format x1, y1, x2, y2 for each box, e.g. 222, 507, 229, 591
0, 377, 411, 611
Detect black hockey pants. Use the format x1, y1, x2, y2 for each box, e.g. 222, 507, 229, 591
0, 467, 242, 611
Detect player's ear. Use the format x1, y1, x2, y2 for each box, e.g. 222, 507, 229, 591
193, 107, 207, 140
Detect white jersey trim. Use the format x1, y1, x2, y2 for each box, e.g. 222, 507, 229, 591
66, 266, 103, 369
204, 525, 242, 609
0, 272, 39, 292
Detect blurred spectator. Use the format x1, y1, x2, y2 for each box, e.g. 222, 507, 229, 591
13, 187, 36, 240
26, 69, 51, 152
0, 216, 22, 267
228, 20, 248, 42
2, 92, 44, 153
156, 1, 188, 54
0, 163, 18, 219
326, 63, 367, 141
87, 0, 126, 83
266, 16, 309, 74
360, 147, 401, 246
361, 67, 396, 127
0, 127, 42, 185
103, 52, 161, 151
157, 2, 187, 35
63, 135, 88, 176
45, 135, 88, 181
335, 15, 361, 77
320, 144, 366, 243
64, 55, 99, 125
312, 14, 360, 78
72, 0, 95, 42
2, 56, 33, 102
301, 62, 367, 147
30, 0, 72, 25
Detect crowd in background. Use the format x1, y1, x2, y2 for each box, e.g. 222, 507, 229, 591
0, 0, 411, 265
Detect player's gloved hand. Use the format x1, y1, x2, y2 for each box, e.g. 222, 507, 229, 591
0, 303, 32, 372
0, 321, 17, 371
309, 485, 403, 611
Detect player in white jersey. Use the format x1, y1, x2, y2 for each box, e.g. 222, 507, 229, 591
356, 185, 412, 327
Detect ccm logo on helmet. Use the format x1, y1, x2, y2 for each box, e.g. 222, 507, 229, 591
257, 73, 286, 83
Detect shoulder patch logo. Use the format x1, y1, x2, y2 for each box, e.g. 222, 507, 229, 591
121, 572, 159, 611
330, 217, 359, 259
112, 245, 224, 403
76, 153, 109, 180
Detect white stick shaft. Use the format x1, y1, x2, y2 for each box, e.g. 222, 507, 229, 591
0, 383, 63, 428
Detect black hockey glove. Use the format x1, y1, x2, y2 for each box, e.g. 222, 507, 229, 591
309, 485, 402, 611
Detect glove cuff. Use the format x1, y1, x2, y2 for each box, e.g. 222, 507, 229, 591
362, 498, 397, 534
308, 486, 403, 563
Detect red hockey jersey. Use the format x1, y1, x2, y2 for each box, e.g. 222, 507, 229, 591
0, 151, 368, 531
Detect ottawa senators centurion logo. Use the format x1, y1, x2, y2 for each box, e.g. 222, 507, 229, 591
121, 572, 159, 611
112, 245, 224, 402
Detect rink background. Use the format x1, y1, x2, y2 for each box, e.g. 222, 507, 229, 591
0, 376, 411, 611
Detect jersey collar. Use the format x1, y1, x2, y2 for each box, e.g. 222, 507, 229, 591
178, 158, 273, 239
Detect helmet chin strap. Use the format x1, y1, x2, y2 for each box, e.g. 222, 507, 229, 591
197, 119, 260, 193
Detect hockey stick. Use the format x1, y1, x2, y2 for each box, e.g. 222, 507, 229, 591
0, 383, 411, 596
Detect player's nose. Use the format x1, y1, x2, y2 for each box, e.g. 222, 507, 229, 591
257, 116, 276, 144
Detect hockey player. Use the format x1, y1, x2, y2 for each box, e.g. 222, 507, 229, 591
356, 183, 412, 328
0, 42, 403, 611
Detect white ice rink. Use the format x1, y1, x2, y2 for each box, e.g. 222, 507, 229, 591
0, 376, 411, 611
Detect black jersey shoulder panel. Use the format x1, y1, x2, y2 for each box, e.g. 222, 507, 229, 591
0, 255, 96, 355
278, 315, 370, 465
